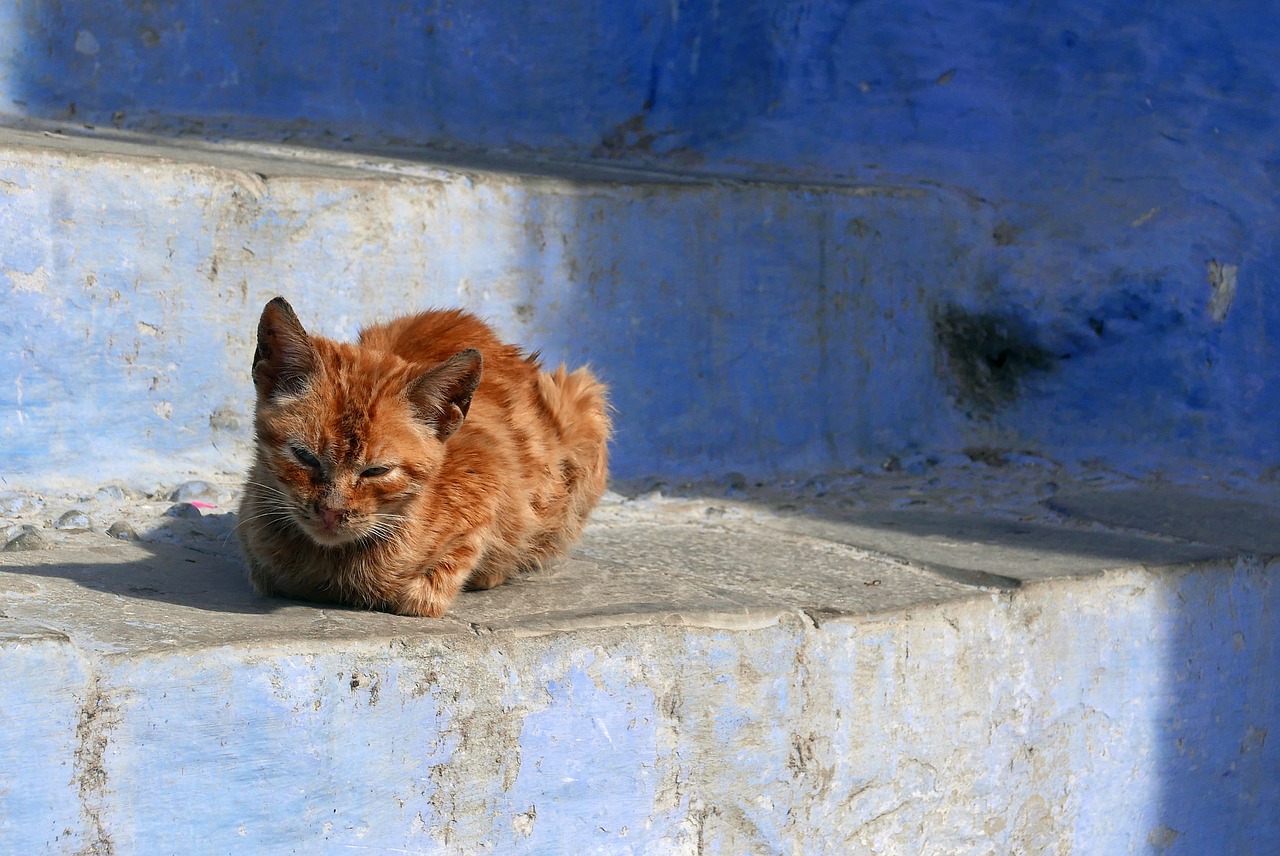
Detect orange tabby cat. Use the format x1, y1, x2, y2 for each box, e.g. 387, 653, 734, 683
238, 297, 610, 617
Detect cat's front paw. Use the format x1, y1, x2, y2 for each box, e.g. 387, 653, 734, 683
464, 566, 509, 591
391, 573, 460, 618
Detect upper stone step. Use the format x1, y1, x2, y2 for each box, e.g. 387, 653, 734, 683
1, 120, 1272, 491
0, 122, 992, 491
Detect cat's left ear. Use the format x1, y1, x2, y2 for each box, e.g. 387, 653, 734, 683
408, 349, 483, 440
253, 297, 318, 400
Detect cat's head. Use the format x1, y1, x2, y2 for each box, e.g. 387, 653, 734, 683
248, 297, 482, 547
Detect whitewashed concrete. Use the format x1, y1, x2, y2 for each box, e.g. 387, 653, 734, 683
0, 125, 983, 488
2, 124, 1268, 492
0, 105, 1275, 856
2, 471, 1277, 854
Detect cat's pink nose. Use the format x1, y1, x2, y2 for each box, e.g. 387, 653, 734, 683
318, 505, 345, 529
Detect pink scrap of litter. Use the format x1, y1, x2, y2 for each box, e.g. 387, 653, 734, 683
189, 501, 217, 509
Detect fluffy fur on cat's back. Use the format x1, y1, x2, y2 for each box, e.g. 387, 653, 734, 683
238, 296, 611, 617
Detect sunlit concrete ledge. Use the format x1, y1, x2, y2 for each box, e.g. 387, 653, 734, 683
1, 484, 1276, 854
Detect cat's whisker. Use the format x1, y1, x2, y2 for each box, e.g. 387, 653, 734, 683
227, 496, 299, 524
224, 502, 300, 539
360, 519, 411, 552
242, 480, 298, 504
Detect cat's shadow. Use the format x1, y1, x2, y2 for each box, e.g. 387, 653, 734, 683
3, 513, 289, 617
2, 512, 520, 629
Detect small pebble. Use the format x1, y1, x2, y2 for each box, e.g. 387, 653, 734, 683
54, 510, 93, 532
107, 521, 139, 541
3, 530, 46, 552
164, 502, 205, 520
5, 523, 38, 540
170, 480, 221, 503
94, 484, 129, 502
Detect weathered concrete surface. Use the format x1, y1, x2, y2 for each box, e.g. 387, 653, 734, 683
1, 480, 1277, 854
0, 6, 1274, 849
1, 1, 1276, 480
1049, 487, 1280, 554
0, 124, 989, 488
1, 119, 1275, 492
760, 511, 1233, 589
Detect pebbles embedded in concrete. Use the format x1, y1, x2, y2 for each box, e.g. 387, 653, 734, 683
3, 530, 46, 552
94, 484, 129, 502
54, 510, 93, 532
169, 481, 221, 504
0, 491, 41, 516
164, 502, 205, 520
107, 521, 140, 541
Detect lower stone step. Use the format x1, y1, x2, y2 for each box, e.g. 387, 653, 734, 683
2, 466, 1276, 853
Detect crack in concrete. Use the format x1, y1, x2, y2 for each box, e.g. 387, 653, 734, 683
72, 677, 119, 855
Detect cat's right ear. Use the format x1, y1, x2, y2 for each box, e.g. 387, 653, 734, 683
253, 297, 318, 400
408, 349, 483, 441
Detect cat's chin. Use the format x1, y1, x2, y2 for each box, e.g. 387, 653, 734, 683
298, 521, 370, 548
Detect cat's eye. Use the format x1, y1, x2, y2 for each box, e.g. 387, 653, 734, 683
360, 465, 393, 478
291, 445, 322, 469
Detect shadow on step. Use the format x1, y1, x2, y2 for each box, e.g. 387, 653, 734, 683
1, 521, 276, 617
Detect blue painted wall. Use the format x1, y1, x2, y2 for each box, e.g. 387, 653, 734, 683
0, 0, 1277, 477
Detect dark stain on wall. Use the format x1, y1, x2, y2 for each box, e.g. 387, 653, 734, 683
933, 305, 1054, 416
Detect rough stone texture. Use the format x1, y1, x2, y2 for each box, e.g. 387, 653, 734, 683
1049, 487, 1280, 554
0, 5, 1277, 849
0, 479, 1277, 853
0, 1, 1275, 479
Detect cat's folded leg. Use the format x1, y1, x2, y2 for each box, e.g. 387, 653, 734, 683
463, 565, 510, 591
246, 554, 280, 597
389, 536, 484, 617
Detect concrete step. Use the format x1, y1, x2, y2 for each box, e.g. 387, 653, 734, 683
2, 462, 1277, 853
0, 4, 1276, 851
3, 0, 1275, 485
1, 123, 1276, 853
0, 122, 995, 491
2, 121, 1265, 496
